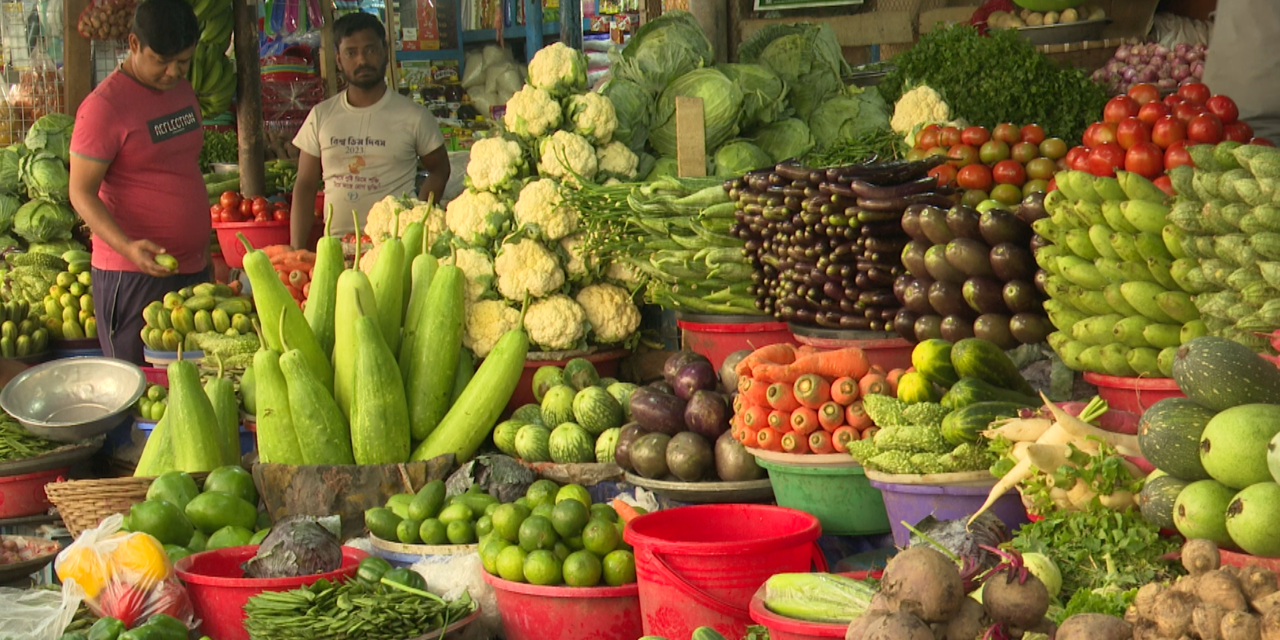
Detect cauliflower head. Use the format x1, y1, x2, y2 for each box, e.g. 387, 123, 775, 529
504, 86, 562, 139
441, 246, 495, 301
527, 42, 588, 97
890, 85, 952, 135
525, 293, 587, 351
494, 237, 565, 301
565, 92, 617, 144
596, 142, 639, 181
465, 136, 528, 192
559, 233, 597, 282
445, 188, 511, 247
605, 260, 644, 286
576, 283, 641, 344
364, 195, 442, 245
513, 178, 578, 241
464, 299, 522, 357
538, 130, 597, 184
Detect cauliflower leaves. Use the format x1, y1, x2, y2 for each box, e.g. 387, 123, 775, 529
527, 42, 588, 97
565, 92, 617, 144
596, 142, 639, 181
525, 293, 588, 351
465, 136, 528, 192
494, 237, 565, 301
504, 86, 562, 139
538, 131, 597, 184
513, 178, 578, 241
442, 246, 496, 301
576, 283, 641, 344
464, 299, 522, 357
445, 188, 511, 247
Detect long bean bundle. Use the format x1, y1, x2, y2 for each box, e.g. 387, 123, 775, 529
0, 416, 61, 462
243, 578, 475, 640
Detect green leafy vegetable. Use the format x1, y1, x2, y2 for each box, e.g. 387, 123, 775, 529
807, 85, 892, 146
19, 152, 69, 202
24, 113, 73, 164
648, 68, 744, 157
0, 146, 22, 195
199, 129, 239, 173
713, 141, 774, 177
803, 128, 904, 169
13, 198, 76, 243
1056, 586, 1138, 624
716, 63, 789, 130
738, 23, 850, 121
615, 10, 713, 93
600, 77, 655, 153
750, 118, 814, 164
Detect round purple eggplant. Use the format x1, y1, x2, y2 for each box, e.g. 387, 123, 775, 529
629, 386, 688, 435
673, 361, 717, 400
684, 390, 730, 440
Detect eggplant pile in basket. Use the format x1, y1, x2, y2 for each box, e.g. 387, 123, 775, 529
727, 157, 956, 330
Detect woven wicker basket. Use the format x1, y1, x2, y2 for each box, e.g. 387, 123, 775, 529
46, 473, 207, 537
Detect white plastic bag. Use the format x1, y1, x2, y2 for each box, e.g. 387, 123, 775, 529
412, 553, 498, 640
0, 585, 81, 640
461, 50, 487, 89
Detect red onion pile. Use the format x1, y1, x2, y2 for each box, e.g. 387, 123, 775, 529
1091, 42, 1207, 96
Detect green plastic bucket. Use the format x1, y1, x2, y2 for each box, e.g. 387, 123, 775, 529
756, 459, 890, 535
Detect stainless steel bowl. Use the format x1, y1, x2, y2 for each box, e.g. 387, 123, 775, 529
0, 357, 147, 442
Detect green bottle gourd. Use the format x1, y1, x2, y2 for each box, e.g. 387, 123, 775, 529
134, 411, 174, 477
278, 312, 355, 465
406, 265, 465, 441
332, 211, 380, 418
351, 310, 411, 464
253, 345, 304, 465
450, 348, 474, 405
400, 219, 425, 315
167, 353, 225, 472
369, 209, 406, 354
399, 229, 439, 382
204, 355, 242, 466
304, 207, 343, 359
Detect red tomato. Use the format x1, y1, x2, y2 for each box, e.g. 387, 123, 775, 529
960, 126, 990, 147
1222, 121, 1254, 143
239, 199, 253, 216
1173, 101, 1204, 125
939, 126, 962, 148
1187, 113, 1224, 144
928, 164, 957, 186
1151, 116, 1187, 149
254, 212, 269, 223
1127, 83, 1161, 106
956, 163, 994, 191
947, 144, 978, 167
1103, 96, 1140, 124
1047, 177, 1058, 192
1252, 137, 1277, 147
210, 205, 222, 220
1085, 122, 1117, 148
1087, 143, 1126, 177
1124, 142, 1164, 179
1019, 124, 1046, 145
273, 208, 289, 222
1065, 146, 1091, 171
251, 196, 270, 216
1164, 140, 1193, 170
219, 208, 237, 223
1163, 94, 1184, 108
993, 123, 1020, 144
992, 159, 1026, 186
1137, 101, 1170, 126
1011, 142, 1039, 164
1205, 95, 1239, 125
1178, 82, 1212, 106
1153, 175, 1175, 197
219, 191, 241, 211
917, 127, 940, 150
1115, 117, 1150, 150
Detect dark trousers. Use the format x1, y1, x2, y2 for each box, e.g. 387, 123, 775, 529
91, 268, 210, 365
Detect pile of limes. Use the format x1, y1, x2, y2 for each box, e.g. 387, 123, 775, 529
479, 480, 639, 588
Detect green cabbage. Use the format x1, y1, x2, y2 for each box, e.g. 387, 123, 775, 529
648, 68, 743, 158
19, 152, 69, 202
646, 157, 679, 182
716, 63, 788, 130
807, 86, 892, 145
0, 147, 21, 195
24, 113, 73, 165
750, 118, 815, 164
28, 239, 84, 256
600, 77, 654, 153
13, 198, 75, 243
615, 10, 713, 93
738, 23, 850, 121
714, 141, 774, 177
0, 194, 20, 235
0, 234, 20, 250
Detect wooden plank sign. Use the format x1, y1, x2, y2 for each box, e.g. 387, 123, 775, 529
675, 96, 707, 178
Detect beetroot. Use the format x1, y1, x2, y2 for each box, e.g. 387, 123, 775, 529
880, 547, 964, 623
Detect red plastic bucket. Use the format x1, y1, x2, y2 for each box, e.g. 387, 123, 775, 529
2, 467, 66, 518
213, 220, 291, 268
481, 572, 643, 640
508, 349, 629, 414
676, 315, 796, 371
867, 479, 1029, 547
141, 366, 168, 387
624, 504, 826, 640
175, 545, 367, 640
790, 334, 914, 373
1082, 372, 1185, 415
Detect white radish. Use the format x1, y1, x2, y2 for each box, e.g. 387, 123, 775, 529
1041, 394, 1141, 453
969, 456, 1036, 525
983, 417, 1053, 442
1068, 478, 1098, 509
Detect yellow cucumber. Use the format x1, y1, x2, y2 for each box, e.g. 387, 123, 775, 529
351, 313, 411, 464
333, 220, 380, 418
168, 354, 225, 472
304, 208, 343, 359
239, 233, 333, 391
369, 211, 406, 354
204, 356, 242, 466
253, 346, 304, 464
406, 266, 465, 441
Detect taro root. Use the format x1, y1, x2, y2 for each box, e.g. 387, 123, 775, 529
945, 597, 988, 640
1135, 582, 1166, 620
1057, 613, 1134, 640
1154, 589, 1200, 638
930, 622, 947, 640
1222, 611, 1262, 640
1133, 620, 1160, 640
1255, 592, 1280, 617
1199, 569, 1250, 612
1184, 539, 1223, 576
1261, 608, 1280, 640
1124, 606, 1140, 625
869, 593, 894, 613
880, 547, 965, 623
847, 611, 891, 640
1195, 603, 1229, 640
980, 547, 1050, 630
865, 612, 936, 640
1239, 566, 1279, 604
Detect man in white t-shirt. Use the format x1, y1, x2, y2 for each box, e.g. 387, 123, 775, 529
289, 11, 450, 247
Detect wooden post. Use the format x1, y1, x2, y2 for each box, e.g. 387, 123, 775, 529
386, 3, 398, 89
525, 0, 543, 64
320, 0, 337, 97
64, 0, 93, 115
688, 0, 727, 63
674, 96, 706, 178
560, 0, 582, 50
234, 0, 266, 197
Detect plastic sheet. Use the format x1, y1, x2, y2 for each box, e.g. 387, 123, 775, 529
0, 586, 80, 640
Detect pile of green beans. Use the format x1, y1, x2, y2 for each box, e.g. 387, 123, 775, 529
244, 578, 475, 640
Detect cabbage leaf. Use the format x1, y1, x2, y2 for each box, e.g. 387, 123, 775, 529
648, 68, 743, 158
738, 23, 850, 122
716, 63, 788, 130
614, 10, 713, 93
24, 113, 73, 165
600, 77, 654, 153
13, 198, 76, 243
750, 118, 815, 164
714, 141, 774, 177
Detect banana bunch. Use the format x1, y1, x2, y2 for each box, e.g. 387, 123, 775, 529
41, 255, 96, 341
190, 42, 235, 119
140, 282, 257, 352
0, 300, 50, 357
189, 0, 233, 49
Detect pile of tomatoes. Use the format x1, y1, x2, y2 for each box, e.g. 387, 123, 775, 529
909, 122, 1068, 208
1066, 82, 1272, 185
211, 191, 291, 224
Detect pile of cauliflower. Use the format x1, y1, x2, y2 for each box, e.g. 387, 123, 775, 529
445, 42, 644, 356
358, 195, 447, 272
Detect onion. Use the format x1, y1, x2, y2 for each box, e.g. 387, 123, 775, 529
1172, 64, 1190, 81
1139, 68, 1159, 83
1180, 76, 1197, 87
1186, 51, 1203, 63
1114, 46, 1130, 61
1122, 67, 1139, 82
1130, 44, 1144, 57
1106, 59, 1124, 73
1175, 42, 1190, 56
1193, 62, 1205, 77
1153, 44, 1170, 57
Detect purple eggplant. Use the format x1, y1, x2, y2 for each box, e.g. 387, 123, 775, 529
673, 361, 717, 400
663, 351, 710, 385
613, 423, 650, 472
629, 387, 688, 435
649, 380, 675, 395
684, 390, 730, 440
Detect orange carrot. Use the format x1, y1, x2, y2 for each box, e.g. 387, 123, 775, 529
275, 260, 313, 274
796, 345, 820, 358
289, 269, 310, 289
612, 498, 643, 524
302, 282, 311, 298
860, 426, 880, 441
740, 377, 770, 407
751, 362, 791, 384
789, 407, 818, 435
756, 347, 871, 384
859, 374, 890, 398
886, 368, 908, 395
756, 427, 784, 451
818, 402, 844, 432
781, 431, 809, 455
808, 430, 835, 454
277, 271, 292, 286
285, 284, 304, 300
793, 374, 831, 409
227, 280, 242, 295
830, 377, 860, 406
767, 410, 790, 432
732, 393, 745, 415
766, 383, 800, 412
741, 405, 770, 431
832, 426, 858, 453
845, 402, 874, 431
738, 426, 760, 446
735, 343, 797, 378
262, 244, 291, 259
868, 364, 887, 377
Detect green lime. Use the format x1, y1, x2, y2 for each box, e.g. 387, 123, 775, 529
475, 515, 494, 539
523, 549, 563, 586
525, 479, 561, 508
615, 521, 631, 552
553, 542, 572, 562
551, 499, 590, 538
555, 484, 591, 508
491, 503, 529, 543
484, 503, 500, 517
602, 550, 636, 586
562, 550, 602, 587
447, 520, 476, 545
582, 518, 620, 556
532, 503, 555, 519
518, 515, 560, 552
396, 518, 423, 544
480, 537, 511, 575
419, 519, 448, 545
496, 545, 529, 582
589, 503, 618, 523
515, 497, 531, 510
564, 535, 585, 551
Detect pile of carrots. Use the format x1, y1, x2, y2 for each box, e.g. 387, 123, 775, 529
733, 343, 907, 455
262, 245, 316, 306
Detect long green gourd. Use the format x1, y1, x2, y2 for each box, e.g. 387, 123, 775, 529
204, 355, 242, 465
168, 354, 225, 472
406, 265, 465, 441
398, 229, 439, 382
304, 207, 343, 359
133, 411, 173, 477
239, 234, 333, 391
411, 326, 529, 462
369, 210, 406, 354
279, 329, 356, 465
400, 220, 425, 315
450, 348, 474, 406
351, 311, 411, 464
253, 346, 304, 464
333, 211, 380, 417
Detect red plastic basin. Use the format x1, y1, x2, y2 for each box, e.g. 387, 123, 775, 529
213, 220, 291, 269
1083, 372, 1185, 415
748, 591, 846, 640
175, 545, 367, 640
507, 349, 628, 415
2, 467, 66, 518
676, 317, 796, 372
790, 335, 914, 373
481, 572, 643, 640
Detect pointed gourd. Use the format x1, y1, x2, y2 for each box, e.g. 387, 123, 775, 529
239, 233, 334, 391
369, 212, 406, 354
280, 346, 355, 465
399, 246, 439, 382
168, 355, 225, 472
333, 212, 380, 417
204, 356, 242, 466
134, 411, 174, 477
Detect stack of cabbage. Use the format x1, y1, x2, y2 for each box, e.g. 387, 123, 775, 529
443, 42, 643, 357
605, 12, 892, 178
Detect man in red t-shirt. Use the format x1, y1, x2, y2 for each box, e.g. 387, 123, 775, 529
68, 0, 209, 364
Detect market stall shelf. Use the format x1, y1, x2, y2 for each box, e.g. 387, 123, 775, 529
0, 435, 101, 477
622, 472, 774, 504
